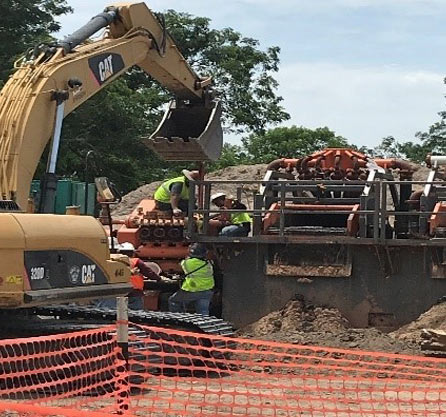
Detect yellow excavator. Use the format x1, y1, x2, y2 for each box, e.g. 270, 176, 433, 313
0, 2, 227, 335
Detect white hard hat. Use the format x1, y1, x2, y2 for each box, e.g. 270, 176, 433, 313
144, 262, 162, 275
182, 169, 200, 181
116, 242, 135, 252
211, 192, 226, 202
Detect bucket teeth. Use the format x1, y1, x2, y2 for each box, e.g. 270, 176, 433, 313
146, 99, 223, 161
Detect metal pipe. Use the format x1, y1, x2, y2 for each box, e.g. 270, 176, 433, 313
426, 155, 446, 167
202, 183, 211, 236
58, 9, 117, 53
39, 97, 67, 213
373, 180, 381, 242
279, 183, 285, 236
48, 101, 66, 174
374, 158, 415, 172
198, 162, 205, 209
187, 181, 196, 238
84, 150, 94, 215
380, 181, 387, 242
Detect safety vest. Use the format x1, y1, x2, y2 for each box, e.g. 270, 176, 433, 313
180, 257, 214, 292
230, 212, 252, 225
130, 258, 144, 291
154, 176, 189, 203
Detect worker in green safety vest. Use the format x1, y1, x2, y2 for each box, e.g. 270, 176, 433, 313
168, 243, 214, 315
154, 169, 200, 216
210, 192, 252, 237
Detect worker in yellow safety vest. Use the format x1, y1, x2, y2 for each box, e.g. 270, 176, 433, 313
154, 169, 200, 216
210, 192, 252, 237
168, 243, 214, 315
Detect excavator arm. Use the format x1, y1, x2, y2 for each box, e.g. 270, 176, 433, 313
0, 2, 222, 210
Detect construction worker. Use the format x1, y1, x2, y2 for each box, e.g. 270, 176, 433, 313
97, 242, 161, 310
210, 192, 252, 237
168, 243, 214, 315
154, 169, 200, 216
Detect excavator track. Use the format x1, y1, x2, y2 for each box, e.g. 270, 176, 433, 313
4, 305, 234, 338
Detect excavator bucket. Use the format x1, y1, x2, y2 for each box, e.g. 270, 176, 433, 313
147, 99, 223, 161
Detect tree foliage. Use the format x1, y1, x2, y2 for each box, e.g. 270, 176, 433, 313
163, 11, 289, 134
208, 143, 251, 171
367, 135, 432, 164
241, 126, 350, 163
0, 0, 71, 84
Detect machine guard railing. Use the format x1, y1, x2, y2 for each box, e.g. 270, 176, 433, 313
186, 179, 446, 243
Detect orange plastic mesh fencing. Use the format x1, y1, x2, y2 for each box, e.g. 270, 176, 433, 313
0, 325, 128, 417
127, 323, 446, 417
2, 323, 446, 417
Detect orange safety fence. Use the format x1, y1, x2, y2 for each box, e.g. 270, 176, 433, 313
1, 323, 446, 416
0, 325, 128, 416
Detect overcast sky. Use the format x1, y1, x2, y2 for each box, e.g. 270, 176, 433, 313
57, 0, 446, 147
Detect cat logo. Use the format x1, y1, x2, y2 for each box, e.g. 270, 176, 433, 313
81, 264, 96, 284
98, 55, 114, 82
89, 53, 125, 86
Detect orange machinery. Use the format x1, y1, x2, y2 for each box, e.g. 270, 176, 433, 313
116, 199, 188, 273
262, 148, 416, 237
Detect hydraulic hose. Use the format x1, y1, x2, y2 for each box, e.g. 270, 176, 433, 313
57, 9, 117, 53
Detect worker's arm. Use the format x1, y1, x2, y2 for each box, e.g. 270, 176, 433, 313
135, 259, 161, 281
170, 194, 181, 213
169, 182, 184, 214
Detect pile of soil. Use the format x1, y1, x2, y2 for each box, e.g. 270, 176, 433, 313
390, 301, 446, 344
239, 297, 421, 355
111, 163, 267, 219
241, 297, 350, 336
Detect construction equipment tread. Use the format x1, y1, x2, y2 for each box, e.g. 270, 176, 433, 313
29, 305, 235, 337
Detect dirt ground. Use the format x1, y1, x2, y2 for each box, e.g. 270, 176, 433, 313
390, 302, 446, 343
238, 296, 446, 356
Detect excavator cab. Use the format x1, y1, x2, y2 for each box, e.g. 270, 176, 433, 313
147, 99, 223, 161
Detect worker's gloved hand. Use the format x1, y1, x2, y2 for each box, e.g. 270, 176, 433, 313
171, 274, 182, 281
160, 276, 178, 284
172, 208, 183, 216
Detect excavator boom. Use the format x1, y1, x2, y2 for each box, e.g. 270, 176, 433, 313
0, 2, 222, 210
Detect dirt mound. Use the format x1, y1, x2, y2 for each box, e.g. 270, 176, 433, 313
239, 297, 421, 355
111, 163, 267, 219
390, 302, 446, 343
412, 165, 431, 192
250, 328, 421, 355
241, 297, 350, 337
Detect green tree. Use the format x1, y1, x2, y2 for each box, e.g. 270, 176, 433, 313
242, 126, 350, 163
208, 143, 251, 171
163, 11, 290, 134
0, 0, 72, 84
369, 136, 430, 163
413, 119, 446, 159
